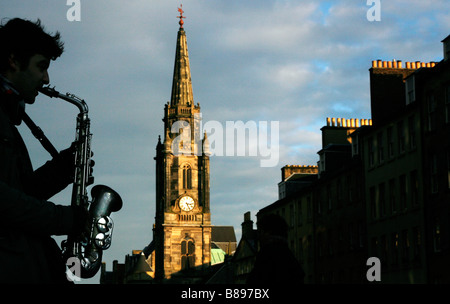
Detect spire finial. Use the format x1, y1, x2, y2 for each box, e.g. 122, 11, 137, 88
177, 4, 185, 28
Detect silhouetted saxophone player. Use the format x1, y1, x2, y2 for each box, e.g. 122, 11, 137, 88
0, 18, 121, 283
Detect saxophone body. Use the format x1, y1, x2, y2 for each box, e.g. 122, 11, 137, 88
39, 86, 123, 279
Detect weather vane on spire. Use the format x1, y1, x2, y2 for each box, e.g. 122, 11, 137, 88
177, 4, 186, 28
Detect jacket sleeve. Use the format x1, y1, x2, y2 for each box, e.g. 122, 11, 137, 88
24, 146, 75, 200
0, 180, 75, 236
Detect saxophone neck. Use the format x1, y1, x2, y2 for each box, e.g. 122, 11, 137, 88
39, 86, 88, 113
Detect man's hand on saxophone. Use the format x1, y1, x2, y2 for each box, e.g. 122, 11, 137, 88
57, 141, 95, 186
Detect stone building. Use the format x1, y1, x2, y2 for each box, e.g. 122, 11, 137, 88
258, 118, 370, 283
412, 36, 450, 282
255, 35, 449, 284
101, 8, 237, 284
152, 11, 212, 283
360, 59, 437, 283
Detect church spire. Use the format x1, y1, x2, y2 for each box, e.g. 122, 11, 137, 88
170, 5, 194, 107
154, 6, 211, 282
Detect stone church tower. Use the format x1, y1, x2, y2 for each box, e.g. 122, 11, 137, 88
153, 7, 211, 282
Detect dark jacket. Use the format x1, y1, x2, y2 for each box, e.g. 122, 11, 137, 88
0, 83, 76, 283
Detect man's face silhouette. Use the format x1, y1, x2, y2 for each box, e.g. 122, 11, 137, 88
7, 53, 50, 103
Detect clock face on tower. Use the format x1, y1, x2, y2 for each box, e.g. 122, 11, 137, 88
179, 196, 195, 212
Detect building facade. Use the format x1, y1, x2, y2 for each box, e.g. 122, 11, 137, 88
254, 36, 449, 284
258, 118, 370, 283
412, 39, 450, 282
359, 59, 440, 283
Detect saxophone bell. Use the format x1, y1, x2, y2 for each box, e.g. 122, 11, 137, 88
76, 185, 122, 278
89, 185, 122, 250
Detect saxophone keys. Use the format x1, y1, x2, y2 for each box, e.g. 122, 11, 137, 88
93, 216, 114, 249
94, 233, 112, 250
96, 216, 113, 233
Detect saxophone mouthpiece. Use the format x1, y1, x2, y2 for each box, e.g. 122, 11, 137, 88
39, 85, 59, 98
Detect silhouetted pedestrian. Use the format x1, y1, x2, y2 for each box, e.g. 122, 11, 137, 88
247, 214, 305, 284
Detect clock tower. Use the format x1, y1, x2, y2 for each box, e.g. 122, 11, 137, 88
153, 6, 211, 282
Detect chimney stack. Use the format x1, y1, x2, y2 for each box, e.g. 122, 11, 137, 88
442, 35, 450, 61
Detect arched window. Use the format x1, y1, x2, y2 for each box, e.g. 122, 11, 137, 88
181, 235, 195, 270
182, 164, 192, 189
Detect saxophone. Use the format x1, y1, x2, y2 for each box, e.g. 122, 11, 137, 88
38, 86, 123, 279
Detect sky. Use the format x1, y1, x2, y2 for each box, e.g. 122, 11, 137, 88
1, 0, 449, 283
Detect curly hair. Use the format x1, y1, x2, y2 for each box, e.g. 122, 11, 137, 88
0, 18, 64, 73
